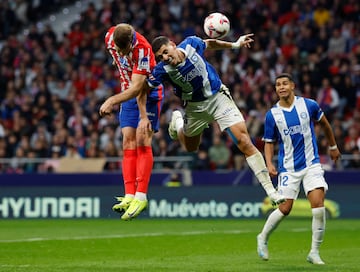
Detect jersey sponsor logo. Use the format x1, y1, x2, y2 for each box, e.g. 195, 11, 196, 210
184, 65, 204, 82
138, 57, 149, 70
222, 107, 234, 116
147, 112, 155, 117
283, 123, 310, 136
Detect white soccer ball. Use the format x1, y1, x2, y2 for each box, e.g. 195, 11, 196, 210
203, 12, 230, 39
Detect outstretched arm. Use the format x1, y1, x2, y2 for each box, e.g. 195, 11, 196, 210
99, 73, 148, 116
205, 33, 254, 50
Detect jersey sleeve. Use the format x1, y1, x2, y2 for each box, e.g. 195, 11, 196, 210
104, 26, 116, 50
147, 64, 166, 89
263, 110, 277, 143
180, 36, 206, 56
132, 46, 153, 75
305, 98, 324, 121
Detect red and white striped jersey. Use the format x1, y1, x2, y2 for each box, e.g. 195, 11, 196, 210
104, 26, 157, 93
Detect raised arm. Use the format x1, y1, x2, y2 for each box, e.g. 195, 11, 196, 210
205, 33, 254, 50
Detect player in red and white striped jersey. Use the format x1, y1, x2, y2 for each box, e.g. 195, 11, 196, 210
101, 24, 164, 220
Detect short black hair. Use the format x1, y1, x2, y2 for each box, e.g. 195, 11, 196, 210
275, 73, 294, 82
151, 36, 170, 54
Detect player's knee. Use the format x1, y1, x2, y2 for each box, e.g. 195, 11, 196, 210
279, 205, 292, 216
185, 145, 198, 152
310, 202, 325, 209
237, 139, 257, 156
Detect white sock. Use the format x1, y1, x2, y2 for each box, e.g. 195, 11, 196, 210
125, 194, 134, 198
135, 192, 147, 201
175, 116, 184, 134
259, 208, 285, 241
311, 207, 326, 254
246, 152, 276, 195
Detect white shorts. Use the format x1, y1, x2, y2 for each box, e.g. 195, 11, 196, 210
183, 86, 244, 137
277, 163, 328, 199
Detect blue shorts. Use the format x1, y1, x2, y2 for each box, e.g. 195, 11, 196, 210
119, 97, 163, 132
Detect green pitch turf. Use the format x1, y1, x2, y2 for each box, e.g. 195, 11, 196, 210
0, 218, 359, 272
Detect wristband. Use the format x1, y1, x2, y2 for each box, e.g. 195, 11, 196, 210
329, 145, 338, 150
231, 42, 240, 49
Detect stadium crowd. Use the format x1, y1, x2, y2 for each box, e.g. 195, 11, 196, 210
0, 0, 359, 173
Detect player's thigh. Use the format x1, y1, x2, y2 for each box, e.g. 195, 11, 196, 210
211, 91, 245, 131
120, 100, 139, 149
303, 164, 328, 196
122, 127, 137, 149
307, 188, 325, 208
182, 107, 211, 137
146, 98, 162, 133
119, 99, 139, 129
134, 99, 160, 146
277, 171, 302, 200
226, 122, 257, 156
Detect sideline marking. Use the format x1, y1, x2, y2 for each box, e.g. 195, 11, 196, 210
0, 228, 310, 243
0, 229, 251, 243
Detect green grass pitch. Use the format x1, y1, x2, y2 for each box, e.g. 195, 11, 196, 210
0, 218, 359, 272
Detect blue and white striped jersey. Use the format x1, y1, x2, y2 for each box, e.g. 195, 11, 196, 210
147, 36, 222, 102
263, 96, 324, 173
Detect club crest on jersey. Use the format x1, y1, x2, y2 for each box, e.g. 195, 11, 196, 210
300, 112, 308, 119
138, 57, 149, 70
119, 57, 130, 68
191, 55, 198, 62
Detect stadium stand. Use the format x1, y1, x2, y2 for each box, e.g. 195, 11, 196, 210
0, 0, 359, 173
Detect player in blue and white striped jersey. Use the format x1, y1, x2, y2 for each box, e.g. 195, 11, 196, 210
257, 73, 341, 265
147, 34, 285, 205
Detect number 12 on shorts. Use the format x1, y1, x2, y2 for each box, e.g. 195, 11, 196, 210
279, 175, 289, 187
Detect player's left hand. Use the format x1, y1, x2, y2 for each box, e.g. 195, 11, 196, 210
138, 117, 152, 133
329, 148, 341, 163
99, 98, 115, 116
232, 33, 254, 49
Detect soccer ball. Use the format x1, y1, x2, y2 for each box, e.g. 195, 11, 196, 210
203, 12, 230, 39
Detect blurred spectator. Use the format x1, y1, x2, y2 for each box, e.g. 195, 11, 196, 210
0, 1, 19, 40
316, 78, 340, 119
344, 126, 360, 154
8, 146, 26, 173
313, 3, 330, 27
208, 135, 231, 170
328, 28, 347, 55
0, 0, 359, 172
193, 147, 211, 170
164, 172, 182, 187
0, 122, 4, 137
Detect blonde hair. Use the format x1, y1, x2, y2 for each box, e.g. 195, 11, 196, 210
113, 23, 133, 49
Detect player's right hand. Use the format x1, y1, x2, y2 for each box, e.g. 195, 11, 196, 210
99, 97, 114, 116
267, 164, 278, 178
